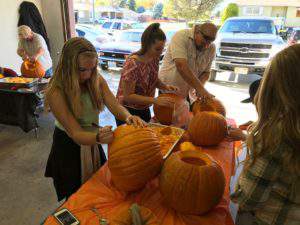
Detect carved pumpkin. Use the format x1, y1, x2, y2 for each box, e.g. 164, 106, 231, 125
179, 141, 199, 152
192, 100, 215, 115
159, 150, 225, 215
108, 125, 163, 192
111, 204, 158, 225
153, 93, 184, 125
21, 60, 45, 78
192, 98, 226, 117
188, 111, 227, 146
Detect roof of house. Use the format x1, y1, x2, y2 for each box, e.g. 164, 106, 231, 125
235, 0, 300, 7
226, 16, 276, 21
95, 6, 138, 16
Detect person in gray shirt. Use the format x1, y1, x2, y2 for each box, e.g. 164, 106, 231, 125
17, 25, 52, 77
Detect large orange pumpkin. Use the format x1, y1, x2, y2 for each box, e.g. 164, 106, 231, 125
153, 93, 184, 125
111, 204, 158, 225
108, 125, 163, 192
188, 111, 227, 146
192, 98, 226, 117
21, 60, 45, 78
159, 150, 225, 215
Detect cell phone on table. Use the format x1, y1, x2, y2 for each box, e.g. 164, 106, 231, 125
53, 208, 80, 225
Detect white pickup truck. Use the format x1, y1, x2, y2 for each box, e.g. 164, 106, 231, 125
210, 17, 286, 81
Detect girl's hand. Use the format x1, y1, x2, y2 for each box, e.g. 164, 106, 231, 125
226, 127, 247, 142
165, 85, 179, 92
238, 121, 253, 130
126, 115, 147, 127
97, 126, 113, 144
154, 97, 175, 108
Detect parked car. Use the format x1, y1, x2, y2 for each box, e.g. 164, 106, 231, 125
98, 29, 178, 70
211, 17, 286, 81
92, 17, 109, 25
101, 20, 137, 36
75, 25, 113, 51
98, 29, 142, 70
288, 28, 300, 46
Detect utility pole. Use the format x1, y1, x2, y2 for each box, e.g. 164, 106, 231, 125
92, 0, 96, 25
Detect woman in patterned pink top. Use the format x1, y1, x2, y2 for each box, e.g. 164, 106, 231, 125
116, 23, 178, 126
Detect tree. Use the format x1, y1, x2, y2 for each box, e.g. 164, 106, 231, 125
136, 0, 156, 9
153, 3, 163, 19
127, 0, 136, 11
119, 0, 126, 7
137, 6, 146, 13
221, 3, 239, 23
163, 0, 221, 21
95, 0, 110, 7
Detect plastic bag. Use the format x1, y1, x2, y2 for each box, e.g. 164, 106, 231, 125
171, 98, 190, 129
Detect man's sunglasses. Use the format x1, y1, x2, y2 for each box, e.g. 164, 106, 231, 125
197, 30, 215, 43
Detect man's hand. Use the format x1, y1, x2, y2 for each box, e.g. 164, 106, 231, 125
196, 86, 214, 102
22, 54, 29, 61
29, 55, 37, 62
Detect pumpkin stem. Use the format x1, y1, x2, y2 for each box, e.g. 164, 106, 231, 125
130, 203, 148, 225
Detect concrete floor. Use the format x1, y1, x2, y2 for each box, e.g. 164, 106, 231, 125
0, 70, 257, 224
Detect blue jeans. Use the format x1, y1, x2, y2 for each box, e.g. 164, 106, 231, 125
45, 67, 53, 78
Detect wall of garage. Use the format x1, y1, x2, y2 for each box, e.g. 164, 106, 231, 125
0, 0, 68, 73
0, 0, 43, 73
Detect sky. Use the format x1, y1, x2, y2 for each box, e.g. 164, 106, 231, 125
213, 0, 237, 13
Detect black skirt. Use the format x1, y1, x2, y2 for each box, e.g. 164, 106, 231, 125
115, 106, 151, 126
45, 127, 107, 201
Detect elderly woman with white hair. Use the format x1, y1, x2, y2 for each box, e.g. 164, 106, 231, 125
17, 25, 53, 77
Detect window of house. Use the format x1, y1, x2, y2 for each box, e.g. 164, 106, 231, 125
102, 12, 108, 18
297, 8, 300, 17
123, 23, 133, 30
78, 11, 85, 18
113, 22, 121, 30
111, 12, 116, 19
102, 22, 112, 29
243, 6, 263, 16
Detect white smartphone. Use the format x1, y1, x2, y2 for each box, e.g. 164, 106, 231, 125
53, 208, 80, 225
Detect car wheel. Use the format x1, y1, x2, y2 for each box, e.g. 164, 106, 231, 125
101, 64, 108, 70
209, 70, 217, 82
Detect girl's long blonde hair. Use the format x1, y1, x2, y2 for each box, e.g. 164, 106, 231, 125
247, 44, 300, 175
45, 37, 104, 118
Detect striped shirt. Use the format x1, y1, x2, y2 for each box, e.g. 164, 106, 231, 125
116, 56, 159, 109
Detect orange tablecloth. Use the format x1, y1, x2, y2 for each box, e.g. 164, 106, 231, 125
44, 120, 236, 225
